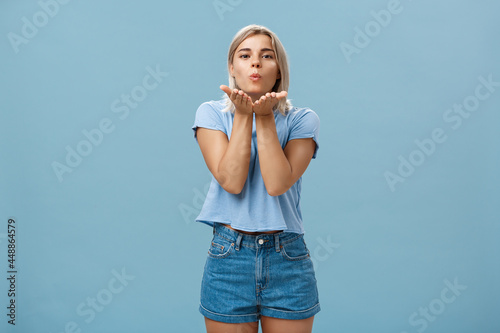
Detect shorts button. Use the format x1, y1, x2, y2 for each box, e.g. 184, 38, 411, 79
258, 239, 264, 245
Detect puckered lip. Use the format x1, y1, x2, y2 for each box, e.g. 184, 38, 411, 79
250, 73, 261, 78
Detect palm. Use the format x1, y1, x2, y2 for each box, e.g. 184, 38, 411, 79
253, 91, 288, 116
220, 85, 253, 115
220, 85, 287, 116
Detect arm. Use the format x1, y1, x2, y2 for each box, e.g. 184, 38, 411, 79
196, 86, 254, 194
253, 91, 316, 196
255, 114, 316, 196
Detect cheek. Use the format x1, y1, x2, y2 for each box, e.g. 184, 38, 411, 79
269, 62, 280, 76
234, 66, 245, 76
232, 57, 245, 69
232, 62, 246, 77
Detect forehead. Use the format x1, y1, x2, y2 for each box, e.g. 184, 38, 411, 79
237, 34, 273, 50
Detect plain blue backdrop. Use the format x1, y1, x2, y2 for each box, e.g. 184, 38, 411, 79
1, 0, 499, 332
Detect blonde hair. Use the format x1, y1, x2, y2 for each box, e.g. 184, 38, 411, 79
223, 24, 292, 115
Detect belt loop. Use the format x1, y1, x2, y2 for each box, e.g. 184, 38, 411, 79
274, 234, 280, 252
235, 233, 243, 251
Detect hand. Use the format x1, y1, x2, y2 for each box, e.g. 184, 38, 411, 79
253, 91, 288, 117
220, 85, 253, 116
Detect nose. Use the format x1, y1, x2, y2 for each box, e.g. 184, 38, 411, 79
251, 57, 261, 68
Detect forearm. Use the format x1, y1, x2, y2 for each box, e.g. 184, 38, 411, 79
218, 111, 253, 194
255, 114, 292, 196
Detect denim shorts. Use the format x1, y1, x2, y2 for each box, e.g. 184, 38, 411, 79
199, 223, 320, 323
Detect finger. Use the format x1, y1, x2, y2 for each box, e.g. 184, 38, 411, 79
276, 91, 288, 99
220, 85, 232, 97
240, 90, 250, 104
255, 95, 265, 106
239, 90, 249, 101
230, 88, 241, 102
269, 92, 277, 105
267, 93, 277, 107
244, 94, 252, 106
264, 95, 273, 109
233, 90, 243, 104
238, 90, 250, 106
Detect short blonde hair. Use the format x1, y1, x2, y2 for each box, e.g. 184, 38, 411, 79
223, 24, 292, 115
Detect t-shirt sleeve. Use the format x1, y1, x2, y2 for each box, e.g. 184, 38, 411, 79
192, 102, 227, 142
288, 109, 320, 159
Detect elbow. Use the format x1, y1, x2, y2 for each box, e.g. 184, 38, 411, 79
266, 185, 288, 197
266, 178, 295, 196
216, 170, 246, 195
224, 185, 244, 195
219, 177, 245, 195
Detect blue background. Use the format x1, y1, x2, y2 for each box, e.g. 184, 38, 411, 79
1, 0, 499, 332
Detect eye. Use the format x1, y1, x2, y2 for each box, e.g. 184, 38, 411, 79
240, 54, 250, 59
263, 54, 273, 59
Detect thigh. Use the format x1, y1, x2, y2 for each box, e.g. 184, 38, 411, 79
200, 232, 259, 323
205, 317, 259, 333
259, 235, 320, 320
261, 315, 314, 333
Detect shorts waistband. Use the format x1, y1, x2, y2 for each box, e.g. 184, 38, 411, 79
213, 223, 302, 251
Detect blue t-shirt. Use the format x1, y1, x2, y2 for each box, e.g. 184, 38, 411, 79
191, 99, 320, 234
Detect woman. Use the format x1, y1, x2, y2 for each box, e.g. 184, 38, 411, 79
192, 24, 321, 333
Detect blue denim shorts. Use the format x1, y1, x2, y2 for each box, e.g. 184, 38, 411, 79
199, 223, 320, 323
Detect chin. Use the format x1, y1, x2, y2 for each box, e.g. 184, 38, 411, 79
237, 87, 259, 96
245, 87, 272, 96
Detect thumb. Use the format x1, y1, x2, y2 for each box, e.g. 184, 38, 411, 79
220, 85, 232, 96
276, 91, 288, 99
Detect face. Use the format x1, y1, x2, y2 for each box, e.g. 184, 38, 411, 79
230, 34, 281, 102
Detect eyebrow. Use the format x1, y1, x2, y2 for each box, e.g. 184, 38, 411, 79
237, 48, 275, 53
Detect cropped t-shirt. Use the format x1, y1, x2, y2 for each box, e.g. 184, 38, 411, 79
191, 99, 320, 234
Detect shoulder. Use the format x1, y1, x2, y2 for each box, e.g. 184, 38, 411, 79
283, 106, 320, 125
197, 99, 227, 113
195, 99, 232, 121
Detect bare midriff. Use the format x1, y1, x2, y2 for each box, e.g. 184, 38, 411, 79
221, 223, 282, 235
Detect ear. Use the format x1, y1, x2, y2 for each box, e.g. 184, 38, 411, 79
229, 63, 234, 77
276, 71, 281, 80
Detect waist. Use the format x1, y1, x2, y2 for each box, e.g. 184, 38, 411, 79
213, 223, 302, 249
221, 223, 282, 235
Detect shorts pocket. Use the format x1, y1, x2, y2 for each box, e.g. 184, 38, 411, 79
280, 236, 311, 261
207, 234, 235, 259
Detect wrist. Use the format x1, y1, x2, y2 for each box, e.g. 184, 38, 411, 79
255, 112, 276, 130
234, 108, 253, 117
254, 112, 274, 119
